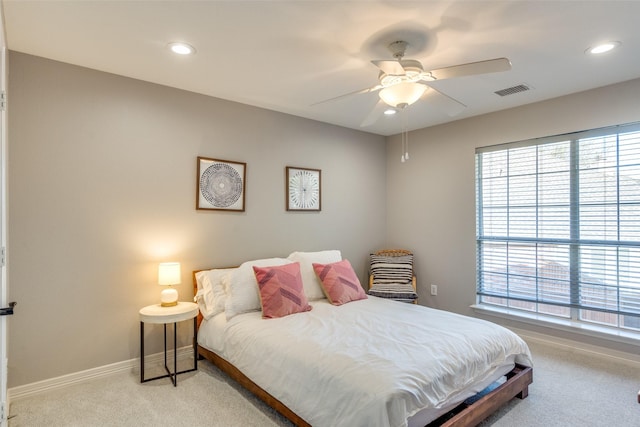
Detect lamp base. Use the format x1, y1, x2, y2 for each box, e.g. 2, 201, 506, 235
160, 301, 178, 307
160, 287, 179, 307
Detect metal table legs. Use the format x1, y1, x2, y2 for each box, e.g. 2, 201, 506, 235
140, 317, 197, 386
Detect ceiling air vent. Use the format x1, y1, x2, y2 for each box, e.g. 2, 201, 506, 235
494, 84, 531, 97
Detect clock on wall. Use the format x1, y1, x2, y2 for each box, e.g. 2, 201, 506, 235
286, 166, 321, 211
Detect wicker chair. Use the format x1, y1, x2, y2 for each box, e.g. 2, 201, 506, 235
368, 249, 417, 304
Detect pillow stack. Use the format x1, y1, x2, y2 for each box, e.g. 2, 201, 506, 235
195, 249, 370, 321
194, 267, 235, 320
368, 253, 417, 303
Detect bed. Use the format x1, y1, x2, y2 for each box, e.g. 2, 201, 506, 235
193, 251, 533, 427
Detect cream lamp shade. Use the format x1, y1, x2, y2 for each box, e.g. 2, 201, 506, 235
379, 82, 427, 108
158, 262, 181, 307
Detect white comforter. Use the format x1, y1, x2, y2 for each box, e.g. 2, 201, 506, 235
201, 297, 532, 427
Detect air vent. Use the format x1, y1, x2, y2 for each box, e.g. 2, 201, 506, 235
494, 84, 531, 97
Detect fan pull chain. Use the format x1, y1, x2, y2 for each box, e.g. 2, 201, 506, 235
401, 130, 405, 162
405, 129, 410, 161
400, 107, 409, 162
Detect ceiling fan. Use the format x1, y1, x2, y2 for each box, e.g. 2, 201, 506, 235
315, 40, 512, 127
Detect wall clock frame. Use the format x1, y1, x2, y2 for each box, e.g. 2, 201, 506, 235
196, 156, 246, 211
286, 166, 321, 211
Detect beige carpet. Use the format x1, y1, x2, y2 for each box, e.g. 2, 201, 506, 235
8, 339, 640, 426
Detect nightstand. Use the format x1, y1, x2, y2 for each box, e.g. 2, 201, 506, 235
139, 301, 199, 386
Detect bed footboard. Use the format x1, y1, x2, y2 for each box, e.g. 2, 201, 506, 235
431, 364, 533, 427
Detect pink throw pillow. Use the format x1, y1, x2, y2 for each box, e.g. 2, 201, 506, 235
253, 262, 312, 319
312, 259, 367, 305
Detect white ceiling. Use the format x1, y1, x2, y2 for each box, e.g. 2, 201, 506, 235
4, 1, 640, 136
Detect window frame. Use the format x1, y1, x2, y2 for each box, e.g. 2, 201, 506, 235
475, 122, 640, 334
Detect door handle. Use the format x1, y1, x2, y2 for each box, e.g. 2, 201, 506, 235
0, 301, 16, 316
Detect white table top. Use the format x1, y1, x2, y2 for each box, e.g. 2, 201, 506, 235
139, 302, 199, 324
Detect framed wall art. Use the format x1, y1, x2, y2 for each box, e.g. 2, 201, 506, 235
197, 156, 246, 211
286, 166, 321, 211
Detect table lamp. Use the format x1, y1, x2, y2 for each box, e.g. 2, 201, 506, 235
158, 262, 181, 307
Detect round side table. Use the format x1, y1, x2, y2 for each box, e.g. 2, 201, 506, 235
139, 301, 199, 386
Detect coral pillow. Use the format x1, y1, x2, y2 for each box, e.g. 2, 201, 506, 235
253, 262, 312, 319
312, 259, 367, 305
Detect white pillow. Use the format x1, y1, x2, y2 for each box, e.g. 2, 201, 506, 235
195, 268, 236, 320
287, 250, 342, 300
225, 258, 292, 320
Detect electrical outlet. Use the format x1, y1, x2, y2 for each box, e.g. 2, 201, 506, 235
430, 284, 437, 296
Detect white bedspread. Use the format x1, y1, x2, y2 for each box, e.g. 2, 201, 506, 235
200, 296, 532, 427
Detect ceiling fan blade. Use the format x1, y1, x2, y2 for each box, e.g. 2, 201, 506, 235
420, 83, 467, 116
429, 58, 511, 80
371, 60, 405, 75
360, 99, 388, 128
311, 84, 383, 106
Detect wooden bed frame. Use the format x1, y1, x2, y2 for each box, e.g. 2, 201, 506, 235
193, 270, 533, 427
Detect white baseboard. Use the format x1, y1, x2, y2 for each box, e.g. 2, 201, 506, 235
8, 346, 195, 401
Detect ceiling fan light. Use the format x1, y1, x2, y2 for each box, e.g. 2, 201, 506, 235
379, 83, 427, 107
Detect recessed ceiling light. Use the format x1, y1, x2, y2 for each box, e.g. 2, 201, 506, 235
383, 109, 397, 116
168, 42, 196, 55
586, 41, 621, 55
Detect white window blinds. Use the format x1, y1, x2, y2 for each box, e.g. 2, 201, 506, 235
475, 123, 640, 330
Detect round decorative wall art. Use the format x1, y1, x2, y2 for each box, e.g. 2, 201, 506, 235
200, 163, 243, 207
197, 157, 246, 211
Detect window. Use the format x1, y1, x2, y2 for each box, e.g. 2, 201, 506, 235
475, 123, 640, 332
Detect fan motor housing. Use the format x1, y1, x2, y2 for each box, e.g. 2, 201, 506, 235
400, 59, 425, 77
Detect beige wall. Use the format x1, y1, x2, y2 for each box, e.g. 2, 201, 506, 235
7, 52, 387, 387
386, 78, 640, 353
9, 49, 640, 388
